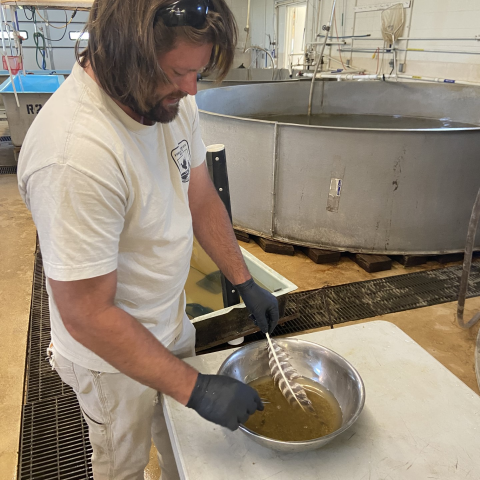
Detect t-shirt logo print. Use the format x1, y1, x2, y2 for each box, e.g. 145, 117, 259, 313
171, 140, 192, 183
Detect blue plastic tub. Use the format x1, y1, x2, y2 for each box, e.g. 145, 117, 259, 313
0, 74, 65, 93
0, 74, 65, 146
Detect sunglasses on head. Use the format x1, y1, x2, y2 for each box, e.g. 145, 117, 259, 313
154, 0, 211, 29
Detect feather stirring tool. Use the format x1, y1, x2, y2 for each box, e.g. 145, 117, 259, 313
265, 333, 316, 414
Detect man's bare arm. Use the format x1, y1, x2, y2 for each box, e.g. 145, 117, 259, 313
49, 271, 198, 405
188, 162, 251, 285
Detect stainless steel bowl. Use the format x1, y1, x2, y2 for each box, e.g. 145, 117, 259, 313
217, 338, 365, 453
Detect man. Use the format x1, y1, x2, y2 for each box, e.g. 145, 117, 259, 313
17, 1, 279, 479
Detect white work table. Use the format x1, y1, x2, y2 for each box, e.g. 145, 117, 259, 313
163, 321, 480, 479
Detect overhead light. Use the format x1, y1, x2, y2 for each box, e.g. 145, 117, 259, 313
69, 32, 89, 41
1, 31, 28, 40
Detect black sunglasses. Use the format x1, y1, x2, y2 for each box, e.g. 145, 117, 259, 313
154, 0, 211, 29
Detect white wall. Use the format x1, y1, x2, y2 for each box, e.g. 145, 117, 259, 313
248, 0, 480, 83
327, 0, 480, 82
224, 0, 253, 67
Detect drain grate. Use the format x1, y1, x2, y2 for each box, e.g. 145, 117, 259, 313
251, 263, 480, 340
19, 248, 93, 480
26, 252, 71, 403
0, 135, 12, 142
0, 165, 17, 175
20, 396, 92, 480
18, 248, 480, 477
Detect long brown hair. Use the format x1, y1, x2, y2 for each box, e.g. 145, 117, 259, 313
76, 0, 237, 114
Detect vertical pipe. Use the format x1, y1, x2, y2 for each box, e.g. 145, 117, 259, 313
9, 6, 24, 91
42, 10, 55, 71
476, 328, 480, 390
271, 122, 280, 238
308, 0, 337, 116
5, 6, 12, 55
349, 0, 358, 65
0, 6, 19, 107
402, 0, 415, 71
456, 187, 480, 330
206, 144, 241, 309
244, 0, 251, 53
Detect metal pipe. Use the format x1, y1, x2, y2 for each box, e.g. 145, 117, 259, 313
340, 47, 480, 56
315, 34, 370, 39
324, 54, 364, 72
457, 188, 480, 330
304, 73, 385, 80
300, 72, 480, 87
402, 0, 415, 68
309, 40, 350, 44
397, 74, 480, 87
42, 9, 55, 70
337, 36, 480, 42
0, 6, 19, 107
244, 0, 251, 51
349, 0, 359, 64
308, 0, 337, 116
271, 123, 279, 237
244, 46, 276, 80
476, 329, 480, 390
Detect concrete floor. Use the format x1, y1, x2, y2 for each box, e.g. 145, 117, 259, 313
0, 175, 36, 480
1, 173, 479, 480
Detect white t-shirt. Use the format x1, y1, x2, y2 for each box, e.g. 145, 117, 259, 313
18, 63, 206, 372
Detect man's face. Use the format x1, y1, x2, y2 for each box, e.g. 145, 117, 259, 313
143, 41, 213, 123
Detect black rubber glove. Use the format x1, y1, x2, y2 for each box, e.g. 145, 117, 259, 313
235, 278, 279, 334
187, 373, 264, 431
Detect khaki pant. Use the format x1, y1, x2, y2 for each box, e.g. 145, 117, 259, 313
48, 315, 196, 480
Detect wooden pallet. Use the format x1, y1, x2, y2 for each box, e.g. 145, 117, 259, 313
436, 253, 465, 264
234, 229, 251, 243
352, 254, 392, 273
392, 255, 428, 267
244, 235, 467, 271
304, 248, 341, 264
255, 237, 295, 256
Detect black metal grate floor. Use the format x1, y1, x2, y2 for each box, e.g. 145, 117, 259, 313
0, 165, 17, 175
260, 262, 480, 339
19, 248, 93, 480
18, 249, 480, 477
20, 396, 92, 480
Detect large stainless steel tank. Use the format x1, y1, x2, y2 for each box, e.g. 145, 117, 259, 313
196, 81, 480, 255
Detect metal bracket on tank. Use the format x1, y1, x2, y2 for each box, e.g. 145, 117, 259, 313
206, 145, 241, 308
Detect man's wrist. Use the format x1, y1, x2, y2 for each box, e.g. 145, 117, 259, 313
233, 273, 252, 286
177, 368, 200, 406
235, 277, 254, 290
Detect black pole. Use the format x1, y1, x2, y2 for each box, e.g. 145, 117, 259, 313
206, 144, 241, 308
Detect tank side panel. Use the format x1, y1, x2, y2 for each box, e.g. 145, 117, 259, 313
200, 113, 275, 236
274, 126, 480, 254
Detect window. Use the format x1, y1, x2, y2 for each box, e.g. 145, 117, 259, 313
1, 31, 28, 41
69, 31, 89, 41
284, 3, 307, 70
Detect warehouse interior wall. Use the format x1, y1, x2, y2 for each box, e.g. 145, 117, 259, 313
249, 0, 480, 83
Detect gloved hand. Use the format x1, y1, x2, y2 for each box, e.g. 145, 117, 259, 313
235, 278, 279, 334
187, 373, 264, 431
